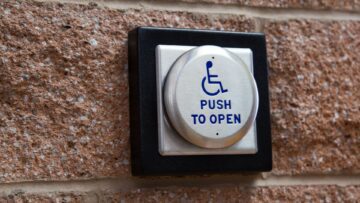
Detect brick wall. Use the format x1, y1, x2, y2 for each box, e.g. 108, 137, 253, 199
0, 0, 359, 202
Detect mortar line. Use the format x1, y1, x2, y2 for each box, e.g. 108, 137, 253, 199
34, 0, 360, 21
254, 18, 265, 32
0, 174, 359, 195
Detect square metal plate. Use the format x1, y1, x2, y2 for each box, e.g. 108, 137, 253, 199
156, 45, 258, 155
128, 27, 272, 176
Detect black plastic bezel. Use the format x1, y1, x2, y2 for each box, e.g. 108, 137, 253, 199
128, 27, 272, 176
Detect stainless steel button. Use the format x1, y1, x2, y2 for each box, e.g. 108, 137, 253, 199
163, 45, 259, 148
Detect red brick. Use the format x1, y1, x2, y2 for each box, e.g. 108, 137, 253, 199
168, 0, 360, 12
0, 185, 358, 202
103, 185, 360, 202
0, 0, 254, 182
265, 20, 360, 175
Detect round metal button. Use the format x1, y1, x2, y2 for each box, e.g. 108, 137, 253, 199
164, 45, 258, 149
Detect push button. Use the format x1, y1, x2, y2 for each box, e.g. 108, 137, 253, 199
164, 45, 259, 148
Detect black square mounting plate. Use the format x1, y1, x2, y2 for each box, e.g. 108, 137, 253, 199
128, 27, 272, 176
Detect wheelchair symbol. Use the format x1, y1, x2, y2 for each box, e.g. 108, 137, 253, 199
201, 60, 228, 96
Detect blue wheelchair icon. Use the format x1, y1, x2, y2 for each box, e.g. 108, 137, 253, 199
201, 61, 228, 96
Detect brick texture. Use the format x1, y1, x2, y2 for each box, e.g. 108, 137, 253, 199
0, 0, 359, 183
167, 0, 360, 12
0, 192, 93, 203
0, 185, 359, 202
0, 0, 254, 182
265, 20, 360, 175
0, 0, 360, 200
103, 185, 360, 202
